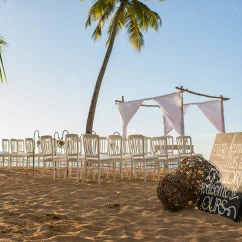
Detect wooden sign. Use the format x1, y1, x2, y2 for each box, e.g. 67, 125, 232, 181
197, 132, 242, 222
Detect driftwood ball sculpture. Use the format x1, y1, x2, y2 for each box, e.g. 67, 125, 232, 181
176, 156, 211, 204
157, 173, 192, 210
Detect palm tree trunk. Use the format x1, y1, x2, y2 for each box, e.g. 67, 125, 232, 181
85, 2, 125, 134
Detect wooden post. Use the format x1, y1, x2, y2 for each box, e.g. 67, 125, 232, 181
180, 86, 185, 135
220, 95, 226, 133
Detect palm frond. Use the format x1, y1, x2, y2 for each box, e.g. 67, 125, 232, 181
85, 0, 162, 51
92, 2, 116, 41
0, 35, 7, 48
85, 0, 116, 29
105, 6, 126, 46
125, 9, 144, 52
0, 36, 7, 83
0, 53, 7, 83
130, 0, 162, 32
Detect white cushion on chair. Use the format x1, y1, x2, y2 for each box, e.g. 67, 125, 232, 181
0, 152, 12, 156
122, 154, 131, 160
133, 155, 158, 161
168, 155, 180, 160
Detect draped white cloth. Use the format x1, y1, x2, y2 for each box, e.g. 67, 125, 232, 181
163, 104, 190, 135
153, 92, 183, 135
196, 100, 224, 133
117, 99, 144, 137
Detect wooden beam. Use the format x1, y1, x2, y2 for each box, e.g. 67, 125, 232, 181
115, 100, 159, 108
176, 86, 230, 101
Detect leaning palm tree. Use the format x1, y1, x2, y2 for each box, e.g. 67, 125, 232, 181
84, 0, 163, 133
0, 35, 7, 83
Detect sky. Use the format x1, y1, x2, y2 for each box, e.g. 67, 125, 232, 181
0, 0, 241, 159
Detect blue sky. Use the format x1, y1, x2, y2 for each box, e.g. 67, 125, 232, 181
0, 0, 241, 159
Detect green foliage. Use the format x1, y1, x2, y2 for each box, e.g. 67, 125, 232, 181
0, 35, 7, 83
82, 0, 163, 52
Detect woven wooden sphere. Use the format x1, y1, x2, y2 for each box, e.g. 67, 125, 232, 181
157, 173, 192, 210
176, 156, 211, 203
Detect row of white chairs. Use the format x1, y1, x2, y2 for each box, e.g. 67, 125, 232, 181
0, 135, 202, 184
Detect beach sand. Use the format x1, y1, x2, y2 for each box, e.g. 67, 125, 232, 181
0, 169, 242, 242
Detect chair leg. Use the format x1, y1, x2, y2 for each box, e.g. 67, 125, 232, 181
130, 160, 133, 180
98, 164, 101, 185
69, 162, 72, 178
143, 161, 146, 182
76, 161, 79, 183
120, 160, 123, 180
113, 162, 116, 183
53, 161, 56, 180
93, 167, 96, 181
82, 162, 87, 183
79, 162, 83, 181
158, 161, 161, 180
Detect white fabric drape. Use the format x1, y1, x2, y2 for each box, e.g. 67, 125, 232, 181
117, 99, 144, 137
153, 92, 183, 135
163, 104, 190, 135
196, 100, 224, 133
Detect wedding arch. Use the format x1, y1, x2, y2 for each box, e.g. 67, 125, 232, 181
115, 86, 230, 137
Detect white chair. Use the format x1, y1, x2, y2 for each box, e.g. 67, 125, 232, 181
10, 139, 22, 169
165, 136, 180, 172
151, 136, 180, 177
17, 139, 28, 167
35, 139, 44, 168
41, 135, 66, 180
128, 135, 158, 182
82, 134, 115, 185
65, 134, 81, 183
122, 137, 131, 177
25, 138, 34, 169
25, 138, 43, 169
0, 139, 12, 168
108, 135, 123, 180
176, 136, 203, 161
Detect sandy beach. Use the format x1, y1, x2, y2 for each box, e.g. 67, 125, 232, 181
0, 169, 242, 242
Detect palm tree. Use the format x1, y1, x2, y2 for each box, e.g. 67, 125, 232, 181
84, 0, 163, 133
0, 35, 7, 83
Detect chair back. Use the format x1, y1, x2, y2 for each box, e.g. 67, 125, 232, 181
79, 135, 83, 156
108, 135, 123, 157
122, 137, 130, 155
10, 139, 18, 154
17, 139, 25, 153
83, 134, 99, 159
151, 136, 167, 157
176, 136, 192, 155
25, 138, 34, 154
41, 136, 54, 158
144, 136, 151, 154
2, 139, 9, 152
166, 136, 175, 155
99, 136, 108, 154
128, 135, 145, 158
37, 140, 42, 154
65, 134, 79, 158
